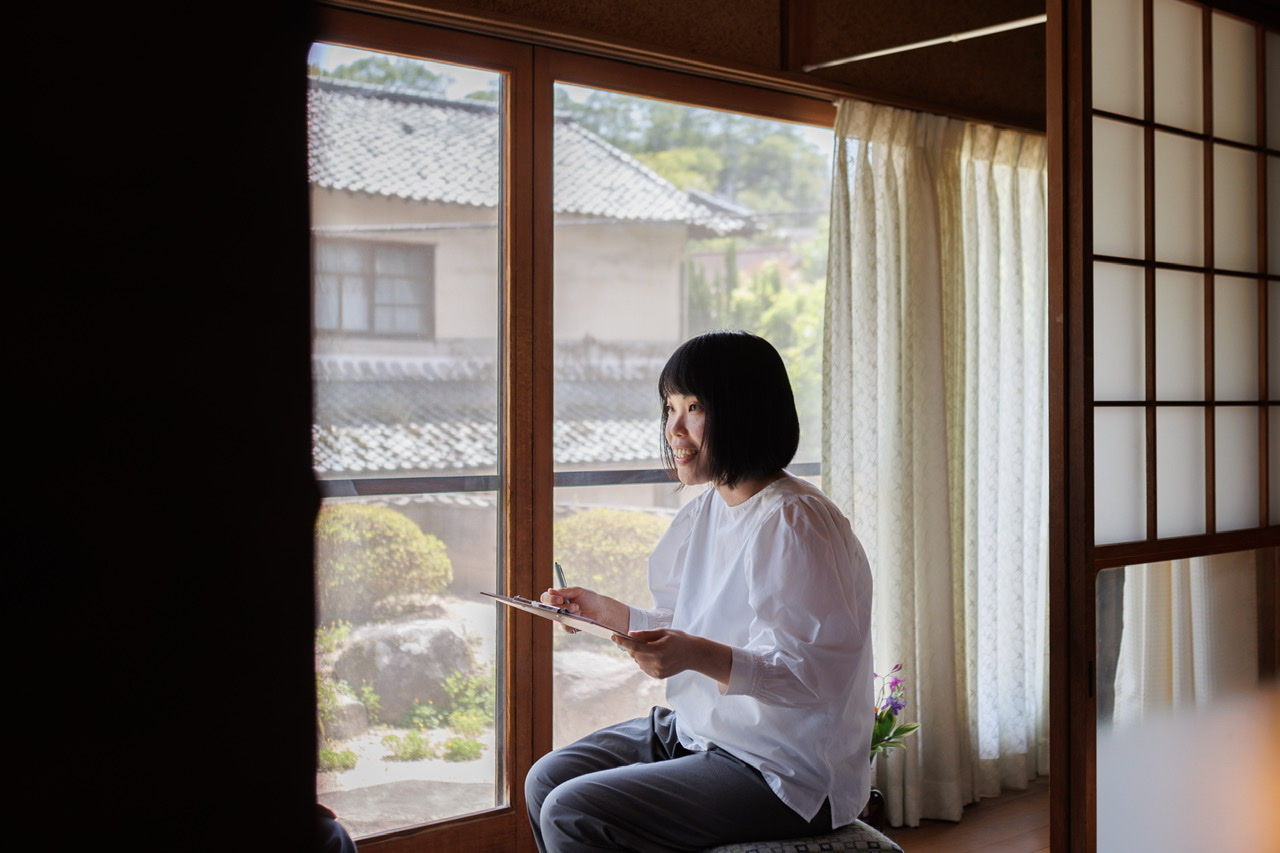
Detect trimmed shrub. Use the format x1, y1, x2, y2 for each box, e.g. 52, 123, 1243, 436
316, 504, 453, 623
552, 508, 667, 609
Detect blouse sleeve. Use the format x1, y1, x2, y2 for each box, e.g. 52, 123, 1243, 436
722, 497, 870, 709
627, 497, 697, 632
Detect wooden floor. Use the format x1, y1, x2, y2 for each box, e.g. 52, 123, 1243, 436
880, 776, 1050, 853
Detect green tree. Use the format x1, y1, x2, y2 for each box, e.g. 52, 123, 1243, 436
556, 88, 829, 219
635, 147, 723, 193
316, 504, 453, 623
310, 55, 453, 97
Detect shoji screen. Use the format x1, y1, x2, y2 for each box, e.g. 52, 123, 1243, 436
1090, 0, 1277, 550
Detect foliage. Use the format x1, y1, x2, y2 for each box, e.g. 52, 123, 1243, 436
401, 700, 450, 731
396, 669, 494, 732
687, 244, 825, 459
448, 709, 489, 738
869, 664, 922, 763
316, 674, 342, 740
315, 503, 453, 623
319, 747, 359, 772
556, 87, 828, 218
358, 684, 382, 725
382, 730, 440, 761
443, 737, 485, 762
443, 671, 495, 725
635, 147, 723, 193
309, 55, 452, 97
553, 508, 669, 609
315, 620, 351, 654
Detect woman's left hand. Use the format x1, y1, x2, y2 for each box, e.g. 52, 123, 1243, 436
613, 629, 732, 685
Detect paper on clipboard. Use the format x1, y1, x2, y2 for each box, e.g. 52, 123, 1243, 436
480, 591, 635, 641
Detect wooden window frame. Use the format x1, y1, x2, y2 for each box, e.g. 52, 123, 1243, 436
311, 7, 834, 851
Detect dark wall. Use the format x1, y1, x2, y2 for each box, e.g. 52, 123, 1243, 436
13, 4, 318, 848
411, 0, 1049, 130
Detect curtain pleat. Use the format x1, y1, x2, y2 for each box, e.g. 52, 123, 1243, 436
1112, 552, 1260, 726
824, 99, 1049, 826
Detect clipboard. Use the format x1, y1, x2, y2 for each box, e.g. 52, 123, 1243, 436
480, 591, 634, 641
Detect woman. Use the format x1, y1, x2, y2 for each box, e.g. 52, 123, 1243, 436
526, 331, 873, 852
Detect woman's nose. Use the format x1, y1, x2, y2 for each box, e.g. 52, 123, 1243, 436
668, 412, 685, 435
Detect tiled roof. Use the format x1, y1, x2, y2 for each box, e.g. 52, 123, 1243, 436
312, 354, 664, 477
307, 77, 752, 235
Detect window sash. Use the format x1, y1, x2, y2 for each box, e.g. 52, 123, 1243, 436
311, 8, 834, 851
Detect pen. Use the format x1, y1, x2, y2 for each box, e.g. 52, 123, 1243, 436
554, 561, 568, 589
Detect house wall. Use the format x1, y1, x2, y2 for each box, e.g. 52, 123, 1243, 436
311, 189, 686, 349
553, 220, 685, 344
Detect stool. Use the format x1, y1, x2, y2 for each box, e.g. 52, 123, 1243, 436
703, 818, 903, 852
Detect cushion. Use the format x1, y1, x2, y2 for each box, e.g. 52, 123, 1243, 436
703, 819, 903, 853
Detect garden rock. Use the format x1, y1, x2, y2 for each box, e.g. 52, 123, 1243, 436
334, 619, 476, 722
552, 647, 665, 746
326, 692, 371, 741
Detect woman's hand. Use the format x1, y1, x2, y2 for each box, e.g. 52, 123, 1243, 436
539, 586, 630, 634
613, 629, 732, 685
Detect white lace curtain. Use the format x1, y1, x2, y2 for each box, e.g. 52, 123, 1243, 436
823, 98, 1050, 826
1111, 552, 1260, 726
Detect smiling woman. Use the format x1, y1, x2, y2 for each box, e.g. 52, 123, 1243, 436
531, 331, 874, 851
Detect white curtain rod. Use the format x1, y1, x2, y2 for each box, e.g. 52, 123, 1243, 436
802, 14, 1048, 72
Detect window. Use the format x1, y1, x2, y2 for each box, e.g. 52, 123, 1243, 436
548, 80, 833, 744
309, 9, 834, 850
314, 239, 436, 337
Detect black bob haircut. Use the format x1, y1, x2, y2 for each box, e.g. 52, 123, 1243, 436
658, 330, 800, 489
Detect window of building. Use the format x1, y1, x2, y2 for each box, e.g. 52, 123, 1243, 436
313, 239, 436, 337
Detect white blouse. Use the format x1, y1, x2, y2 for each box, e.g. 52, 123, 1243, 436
628, 474, 875, 826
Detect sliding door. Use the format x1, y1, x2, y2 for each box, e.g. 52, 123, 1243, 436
1049, 1, 1279, 851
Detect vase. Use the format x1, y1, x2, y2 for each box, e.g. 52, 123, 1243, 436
859, 787, 887, 832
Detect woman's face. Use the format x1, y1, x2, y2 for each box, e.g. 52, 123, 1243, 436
664, 393, 709, 486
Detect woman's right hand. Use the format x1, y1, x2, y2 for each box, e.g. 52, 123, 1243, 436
540, 587, 630, 634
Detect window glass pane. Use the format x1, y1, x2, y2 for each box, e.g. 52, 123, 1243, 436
1096, 551, 1272, 853
316, 275, 341, 330
342, 277, 370, 331
549, 83, 832, 743
309, 43, 505, 837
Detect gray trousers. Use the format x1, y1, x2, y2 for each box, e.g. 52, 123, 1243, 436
525, 707, 832, 853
